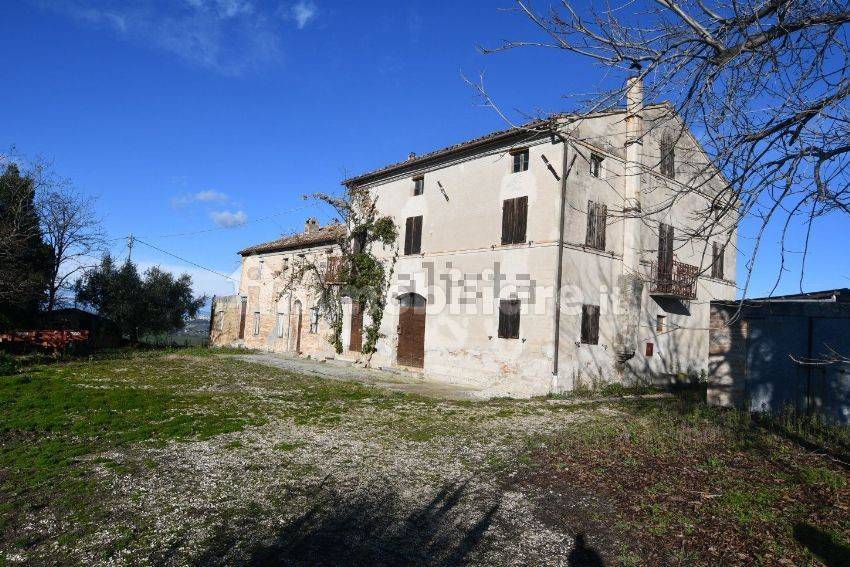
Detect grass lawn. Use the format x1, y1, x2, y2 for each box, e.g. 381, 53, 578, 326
520, 397, 850, 565
0, 349, 848, 565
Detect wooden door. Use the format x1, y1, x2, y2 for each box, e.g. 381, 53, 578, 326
349, 301, 363, 352
238, 298, 247, 339
397, 294, 426, 368
292, 301, 303, 354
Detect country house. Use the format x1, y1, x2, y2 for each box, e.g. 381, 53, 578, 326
211, 79, 737, 396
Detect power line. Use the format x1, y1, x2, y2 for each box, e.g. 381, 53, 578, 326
133, 238, 237, 281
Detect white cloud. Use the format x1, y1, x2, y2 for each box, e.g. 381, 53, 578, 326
172, 189, 229, 207
194, 189, 229, 202
32, 0, 294, 75
210, 210, 247, 227
290, 0, 317, 29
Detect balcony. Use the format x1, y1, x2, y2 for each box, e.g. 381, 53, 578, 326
650, 259, 698, 300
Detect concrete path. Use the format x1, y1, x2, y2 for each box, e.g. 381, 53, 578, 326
226, 352, 487, 401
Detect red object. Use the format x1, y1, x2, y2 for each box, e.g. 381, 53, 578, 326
0, 330, 89, 351
645, 342, 654, 357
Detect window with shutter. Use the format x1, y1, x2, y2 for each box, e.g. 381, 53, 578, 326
580, 304, 600, 345
660, 133, 676, 178
413, 176, 424, 196
712, 242, 725, 279
404, 216, 423, 255
498, 299, 520, 339
511, 148, 529, 173
658, 223, 674, 279
585, 201, 607, 251
590, 154, 603, 178
501, 196, 528, 245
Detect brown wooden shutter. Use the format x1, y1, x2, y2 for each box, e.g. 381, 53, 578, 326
502, 197, 527, 245
349, 301, 363, 352
712, 242, 724, 279
238, 298, 247, 339
585, 202, 607, 250
412, 216, 422, 254
585, 200, 596, 248
658, 223, 674, 277
501, 199, 515, 245
515, 196, 527, 244
498, 299, 520, 339
597, 203, 607, 250
581, 304, 599, 345
404, 217, 414, 255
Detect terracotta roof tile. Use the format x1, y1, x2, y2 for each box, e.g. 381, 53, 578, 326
342, 104, 672, 186
239, 223, 345, 256
342, 117, 559, 186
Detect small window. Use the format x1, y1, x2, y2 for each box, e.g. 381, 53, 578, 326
646, 342, 654, 357
412, 176, 424, 196
580, 304, 600, 345
253, 312, 260, 336
589, 154, 603, 178
216, 311, 224, 332
660, 133, 676, 178
276, 313, 285, 338
498, 299, 520, 339
282, 257, 290, 271
501, 196, 528, 245
712, 242, 725, 279
585, 201, 607, 251
656, 315, 666, 333
404, 215, 423, 255
309, 307, 320, 333
511, 148, 529, 173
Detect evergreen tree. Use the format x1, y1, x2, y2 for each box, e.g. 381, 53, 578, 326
0, 164, 52, 326
75, 255, 205, 343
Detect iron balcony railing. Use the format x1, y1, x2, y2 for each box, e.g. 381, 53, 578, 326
650, 259, 699, 300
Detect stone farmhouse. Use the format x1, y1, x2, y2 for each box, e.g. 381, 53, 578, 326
211, 79, 737, 397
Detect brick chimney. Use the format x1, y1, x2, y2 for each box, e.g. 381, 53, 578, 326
614, 75, 646, 373
304, 217, 318, 234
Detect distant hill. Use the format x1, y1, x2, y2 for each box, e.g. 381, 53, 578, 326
178, 318, 211, 337
142, 317, 210, 347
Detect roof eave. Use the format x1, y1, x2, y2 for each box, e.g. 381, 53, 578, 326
341, 122, 556, 187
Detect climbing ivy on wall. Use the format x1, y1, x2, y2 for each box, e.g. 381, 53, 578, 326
279, 185, 398, 360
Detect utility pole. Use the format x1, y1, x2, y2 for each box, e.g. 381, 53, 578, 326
127, 234, 134, 262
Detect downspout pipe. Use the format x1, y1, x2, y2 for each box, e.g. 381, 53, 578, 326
552, 134, 574, 386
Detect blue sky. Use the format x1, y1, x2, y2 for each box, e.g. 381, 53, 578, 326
1, 0, 847, 300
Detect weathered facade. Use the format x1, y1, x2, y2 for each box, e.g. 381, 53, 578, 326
212, 80, 738, 397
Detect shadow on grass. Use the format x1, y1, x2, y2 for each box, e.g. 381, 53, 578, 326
794, 523, 850, 567
568, 533, 605, 566
194, 480, 501, 566
753, 416, 850, 472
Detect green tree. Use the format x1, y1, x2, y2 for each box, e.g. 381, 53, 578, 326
0, 164, 52, 326
75, 255, 206, 343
